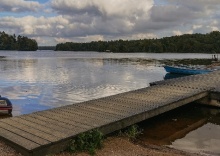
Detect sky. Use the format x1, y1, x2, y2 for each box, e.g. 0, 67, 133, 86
1, 0, 220, 46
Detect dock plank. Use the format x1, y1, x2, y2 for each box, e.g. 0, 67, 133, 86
20, 115, 85, 135
0, 122, 50, 145
0, 127, 40, 151
10, 117, 67, 139
34, 111, 94, 130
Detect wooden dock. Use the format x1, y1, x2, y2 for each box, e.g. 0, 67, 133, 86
1, 71, 220, 155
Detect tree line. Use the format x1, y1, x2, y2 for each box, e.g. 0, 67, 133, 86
38, 46, 56, 50
55, 31, 220, 53
0, 31, 38, 51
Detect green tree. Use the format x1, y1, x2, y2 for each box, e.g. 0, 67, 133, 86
55, 31, 220, 53
0, 32, 38, 51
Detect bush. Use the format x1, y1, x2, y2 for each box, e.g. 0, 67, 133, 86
118, 124, 142, 141
68, 129, 103, 155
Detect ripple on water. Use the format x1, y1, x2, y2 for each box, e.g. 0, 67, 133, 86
54, 83, 132, 104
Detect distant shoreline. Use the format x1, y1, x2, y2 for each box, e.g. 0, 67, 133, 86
55, 31, 220, 53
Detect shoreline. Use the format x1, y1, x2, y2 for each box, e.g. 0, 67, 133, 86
55, 136, 202, 156
0, 136, 202, 156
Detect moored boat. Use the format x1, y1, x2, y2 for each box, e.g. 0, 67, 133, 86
164, 65, 213, 75
0, 96, 12, 114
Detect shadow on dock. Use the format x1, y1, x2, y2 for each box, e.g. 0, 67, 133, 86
164, 73, 188, 80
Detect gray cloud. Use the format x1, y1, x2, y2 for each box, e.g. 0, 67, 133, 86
49, 0, 154, 37
141, 0, 220, 36
0, 0, 42, 12
51, 0, 153, 17
51, 0, 102, 16
166, 0, 220, 12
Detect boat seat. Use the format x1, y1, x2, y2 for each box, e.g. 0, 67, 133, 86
0, 100, 7, 106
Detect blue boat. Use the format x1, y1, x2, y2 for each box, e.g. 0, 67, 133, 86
164, 65, 213, 75
0, 96, 12, 114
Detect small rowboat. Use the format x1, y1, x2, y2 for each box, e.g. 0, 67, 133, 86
0, 96, 12, 114
164, 65, 213, 75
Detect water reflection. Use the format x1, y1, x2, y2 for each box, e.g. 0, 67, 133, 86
0, 51, 214, 117
0, 54, 165, 116
139, 104, 220, 155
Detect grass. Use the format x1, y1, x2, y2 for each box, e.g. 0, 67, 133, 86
118, 124, 143, 141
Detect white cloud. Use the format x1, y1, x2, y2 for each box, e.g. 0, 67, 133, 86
172, 30, 193, 36
0, 15, 69, 36
209, 26, 219, 32
54, 37, 72, 43
193, 25, 203, 30
0, 0, 42, 12
173, 30, 182, 36
55, 35, 105, 43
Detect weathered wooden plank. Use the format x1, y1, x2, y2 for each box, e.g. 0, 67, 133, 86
52, 106, 113, 122
34, 111, 94, 129
0, 122, 50, 145
10, 117, 67, 139
0, 127, 40, 151
79, 104, 126, 118
20, 114, 84, 134
75, 101, 132, 116
60, 105, 120, 120
39, 109, 110, 127
1, 119, 59, 142
36, 113, 88, 132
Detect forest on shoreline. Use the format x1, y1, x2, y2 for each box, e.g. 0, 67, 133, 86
55, 31, 220, 53
0, 31, 38, 51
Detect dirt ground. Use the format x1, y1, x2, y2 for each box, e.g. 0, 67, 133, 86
55, 137, 201, 156
0, 137, 202, 156
0, 141, 21, 156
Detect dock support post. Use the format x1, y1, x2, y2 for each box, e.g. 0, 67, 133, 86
197, 92, 220, 107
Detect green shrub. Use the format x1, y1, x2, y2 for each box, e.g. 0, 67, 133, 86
68, 129, 103, 155
124, 125, 142, 141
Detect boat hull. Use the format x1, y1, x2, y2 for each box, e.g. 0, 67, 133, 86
0, 97, 12, 114
164, 65, 212, 75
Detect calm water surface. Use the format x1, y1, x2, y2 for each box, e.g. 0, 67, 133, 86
0, 51, 219, 154
0, 51, 170, 115
1, 51, 212, 116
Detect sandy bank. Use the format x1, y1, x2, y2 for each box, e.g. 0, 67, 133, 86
55, 137, 202, 156
0, 136, 203, 156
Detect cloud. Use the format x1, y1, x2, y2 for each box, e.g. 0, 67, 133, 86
55, 35, 105, 43
1, 0, 220, 46
193, 25, 203, 30
172, 30, 182, 36
150, 5, 194, 23
0, 0, 42, 12
0, 15, 69, 37
49, 0, 154, 38
166, 0, 220, 12
172, 30, 193, 36
145, 0, 220, 35
51, 0, 153, 17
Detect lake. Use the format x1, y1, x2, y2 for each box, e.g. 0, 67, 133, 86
0, 51, 219, 154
